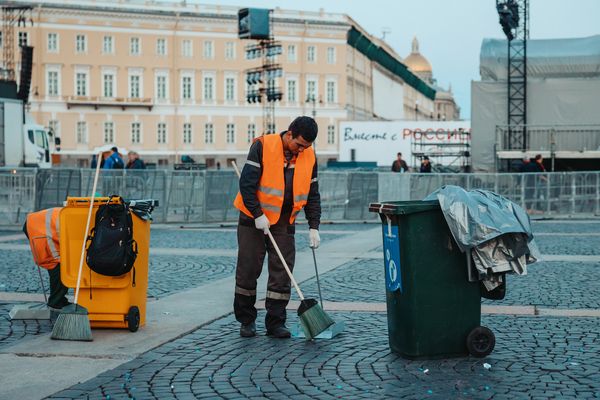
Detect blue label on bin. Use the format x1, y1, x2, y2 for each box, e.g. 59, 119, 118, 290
382, 225, 402, 292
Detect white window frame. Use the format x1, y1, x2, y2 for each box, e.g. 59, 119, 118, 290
45, 65, 61, 97
286, 78, 297, 104
307, 45, 316, 63
203, 40, 214, 59
326, 79, 337, 104
128, 69, 143, 98
327, 47, 336, 64
18, 31, 29, 47
103, 121, 115, 144
157, 122, 167, 144
224, 75, 236, 103
183, 122, 193, 144
327, 125, 335, 144
76, 121, 88, 144
130, 37, 141, 56
180, 71, 194, 102
131, 122, 142, 144
156, 38, 167, 56
204, 123, 214, 144
75, 34, 87, 54
182, 39, 192, 57
287, 44, 297, 63
74, 68, 89, 97
247, 123, 256, 144
101, 67, 117, 98
103, 35, 114, 54
225, 41, 235, 60
306, 78, 318, 102
226, 123, 235, 144
47, 33, 59, 53
202, 73, 215, 103
155, 71, 169, 102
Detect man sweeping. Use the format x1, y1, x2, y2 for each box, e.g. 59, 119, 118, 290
233, 116, 321, 339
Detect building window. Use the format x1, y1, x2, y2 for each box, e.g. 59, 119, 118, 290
225, 42, 235, 60
247, 123, 256, 144
156, 74, 167, 100
156, 38, 167, 56
129, 74, 141, 98
47, 33, 58, 52
203, 76, 214, 101
130, 37, 141, 55
76, 34, 86, 53
327, 47, 336, 64
18, 32, 28, 47
76, 121, 87, 144
327, 125, 335, 144
157, 122, 167, 144
287, 80, 297, 103
46, 70, 59, 96
183, 123, 193, 144
104, 121, 114, 144
103, 36, 113, 54
182, 75, 193, 100
287, 45, 296, 62
306, 80, 317, 102
203, 40, 214, 59
75, 72, 88, 96
204, 123, 214, 144
103, 73, 114, 98
307, 45, 316, 63
0, 32, 3, 49
182, 39, 192, 57
225, 77, 235, 102
226, 123, 235, 144
326, 81, 336, 103
49, 120, 59, 137
267, 123, 276, 134
131, 122, 141, 144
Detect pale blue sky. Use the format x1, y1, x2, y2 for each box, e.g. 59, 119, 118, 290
186, 0, 600, 119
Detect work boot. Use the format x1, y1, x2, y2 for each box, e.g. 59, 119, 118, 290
240, 322, 256, 337
266, 325, 291, 339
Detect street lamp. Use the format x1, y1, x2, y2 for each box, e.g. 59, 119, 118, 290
415, 99, 419, 121
306, 94, 321, 119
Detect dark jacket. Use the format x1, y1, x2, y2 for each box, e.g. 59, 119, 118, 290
391, 159, 409, 172
127, 158, 146, 169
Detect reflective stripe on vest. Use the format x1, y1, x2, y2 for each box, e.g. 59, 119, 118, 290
233, 133, 315, 225
26, 207, 61, 270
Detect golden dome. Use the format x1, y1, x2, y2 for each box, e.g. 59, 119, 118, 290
404, 37, 432, 73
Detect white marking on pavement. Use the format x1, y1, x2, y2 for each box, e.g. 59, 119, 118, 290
0, 234, 25, 242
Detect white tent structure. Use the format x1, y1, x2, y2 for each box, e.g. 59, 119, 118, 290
471, 35, 600, 171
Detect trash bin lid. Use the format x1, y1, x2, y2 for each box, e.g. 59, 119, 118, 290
368, 200, 440, 215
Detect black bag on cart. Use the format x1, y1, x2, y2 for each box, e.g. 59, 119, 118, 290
86, 197, 137, 278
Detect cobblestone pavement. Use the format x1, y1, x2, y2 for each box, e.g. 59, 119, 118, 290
0, 303, 53, 350
47, 312, 600, 400
535, 235, 600, 255
531, 221, 600, 234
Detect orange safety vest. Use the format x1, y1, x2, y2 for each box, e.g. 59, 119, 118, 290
233, 133, 315, 225
25, 208, 61, 270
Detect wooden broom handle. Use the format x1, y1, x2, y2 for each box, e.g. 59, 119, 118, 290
231, 160, 305, 301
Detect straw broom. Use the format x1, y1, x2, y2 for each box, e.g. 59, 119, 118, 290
51, 152, 103, 341
231, 160, 334, 339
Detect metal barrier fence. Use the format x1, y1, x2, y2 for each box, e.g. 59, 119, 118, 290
1, 168, 599, 226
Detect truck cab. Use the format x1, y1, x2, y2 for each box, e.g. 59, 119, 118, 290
23, 119, 51, 168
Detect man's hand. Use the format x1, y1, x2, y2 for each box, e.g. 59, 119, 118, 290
254, 214, 270, 234
309, 228, 320, 248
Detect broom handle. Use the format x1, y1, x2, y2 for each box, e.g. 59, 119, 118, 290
231, 160, 305, 301
311, 247, 324, 309
74, 151, 102, 305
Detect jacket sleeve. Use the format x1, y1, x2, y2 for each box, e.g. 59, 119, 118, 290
239, 140, 263, 218
304, 161, 321, 230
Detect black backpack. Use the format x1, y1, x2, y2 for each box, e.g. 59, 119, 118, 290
86, 197, 137, 280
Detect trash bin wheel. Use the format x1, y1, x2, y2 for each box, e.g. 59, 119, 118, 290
466, 326, 495, 357
126, 306, 140, 332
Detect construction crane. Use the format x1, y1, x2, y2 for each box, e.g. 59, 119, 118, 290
496, 0, 529, 151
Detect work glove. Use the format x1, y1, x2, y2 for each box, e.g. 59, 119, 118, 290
309, 228, 320, 249
254, 214, 270, 234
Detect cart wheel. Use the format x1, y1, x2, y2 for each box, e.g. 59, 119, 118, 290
126, 306, 140, 332
466, 326, 495, 358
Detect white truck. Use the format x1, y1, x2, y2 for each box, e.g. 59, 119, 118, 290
0, 96, 51, 168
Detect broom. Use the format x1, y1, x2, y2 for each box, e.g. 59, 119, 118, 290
51, 152, 103, 341
231, 160, 334, 340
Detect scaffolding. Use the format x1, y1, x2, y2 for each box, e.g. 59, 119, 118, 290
411, 129, 471, 172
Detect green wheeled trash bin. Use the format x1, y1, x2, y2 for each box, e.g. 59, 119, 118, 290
369, 200, 495, 359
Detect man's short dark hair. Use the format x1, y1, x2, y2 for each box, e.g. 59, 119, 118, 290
111, 146, 118, 153
534, 154, 542, 161
397, 152, 402, 157
288, 116, 318, 142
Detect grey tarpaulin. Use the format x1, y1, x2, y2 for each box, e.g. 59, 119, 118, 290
424, 186, 539, 290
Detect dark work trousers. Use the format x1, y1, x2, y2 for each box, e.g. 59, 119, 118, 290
234, 213, 295, 330
47, 264, 69, 308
